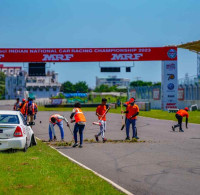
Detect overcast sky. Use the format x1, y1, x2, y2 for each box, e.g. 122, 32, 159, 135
0, 0, 199, 88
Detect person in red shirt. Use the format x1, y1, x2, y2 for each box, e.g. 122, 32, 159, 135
95, 98, 110, 143
122, 98, 139, 140
122, 97, 138, 137
172, 107, 189, 132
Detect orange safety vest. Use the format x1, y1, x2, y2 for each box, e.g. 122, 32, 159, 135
74, 108, 86, 123
49, 114, 63, 124
20, 102, 26, 115
176, 109, 189, 118
25, 102, 36, 115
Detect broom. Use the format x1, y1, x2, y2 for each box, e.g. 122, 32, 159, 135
121, 102, 125, 130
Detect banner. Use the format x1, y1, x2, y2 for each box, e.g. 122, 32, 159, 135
161, 61, 178, 110
153, 88, 160, 100
130, 89, 136, 99
64, 93, 88, 98
178, 88, 184, 101
51, 98, 63, 105
0, 47, 177, 62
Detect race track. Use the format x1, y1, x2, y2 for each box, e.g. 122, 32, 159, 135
34, 111, 200, 195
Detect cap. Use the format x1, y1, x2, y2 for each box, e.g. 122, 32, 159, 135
129, 98, 135, 103
102, 98, 107, 102
22, 98, 25, 102
184, 107, 189, 111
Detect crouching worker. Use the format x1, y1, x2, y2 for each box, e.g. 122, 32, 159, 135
49, 114, 69, 142
172, 107, 189, 132
70, 102, 86, 148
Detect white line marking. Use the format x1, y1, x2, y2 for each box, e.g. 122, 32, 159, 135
36, 137, 134, 195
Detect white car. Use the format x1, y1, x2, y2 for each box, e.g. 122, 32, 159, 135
0, 111, 37, 152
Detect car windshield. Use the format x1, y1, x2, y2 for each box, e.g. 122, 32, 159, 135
0, 114, 19, 124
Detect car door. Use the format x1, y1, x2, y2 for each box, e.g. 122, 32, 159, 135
19, 113, 31, 145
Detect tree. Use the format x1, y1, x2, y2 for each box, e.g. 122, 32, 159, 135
60, 81, 89, 93
60, 81, 74, 93
94, 84, 119, 92
74, 81, 88, 93
130, 80, 153, 87
152, 82, 161, 86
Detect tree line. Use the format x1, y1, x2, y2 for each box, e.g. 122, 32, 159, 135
61, 80, 161, 93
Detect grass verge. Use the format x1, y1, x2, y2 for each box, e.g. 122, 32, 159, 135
0, 140, 123, 195
38, 106, 200, 124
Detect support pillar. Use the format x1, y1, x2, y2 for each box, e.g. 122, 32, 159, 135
161, 61, 178, 110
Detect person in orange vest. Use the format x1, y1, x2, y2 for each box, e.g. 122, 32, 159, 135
26, 98, 37, 125
33, 102, 38, 120
13, 98, 20, 111
49, 114, 69, 141
70, 102, 86, 148
19, 98, 27, 118
94, 98, 110, 143
122, 98, 139, 140
172, 107, 189, 132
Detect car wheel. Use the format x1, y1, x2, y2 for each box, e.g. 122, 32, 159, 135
31, 134, 37, 146
23, 139, 28, 152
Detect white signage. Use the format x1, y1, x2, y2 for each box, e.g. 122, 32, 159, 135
161, 61, 178, 110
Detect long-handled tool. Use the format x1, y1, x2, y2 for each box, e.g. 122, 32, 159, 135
92, 107, 110, 126
121, 102, 125, 130
67, 123, 73, 137
66, 122, 75, 144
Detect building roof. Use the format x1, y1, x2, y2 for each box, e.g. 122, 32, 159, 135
176, 40, 200, 53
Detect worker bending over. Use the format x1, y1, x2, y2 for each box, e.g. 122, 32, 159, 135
172, 107, 189, 132
122, 98, 139, 140
49, 114, 69, 141
26, 98, 37, 125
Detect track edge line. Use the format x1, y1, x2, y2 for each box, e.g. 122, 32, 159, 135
36, 136, 133, 195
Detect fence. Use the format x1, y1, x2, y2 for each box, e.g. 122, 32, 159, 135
130, 81, 200, 109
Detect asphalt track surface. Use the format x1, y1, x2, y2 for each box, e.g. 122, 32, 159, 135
33, 111, 200, 195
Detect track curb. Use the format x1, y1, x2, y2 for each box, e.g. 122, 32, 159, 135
36, 137, 134, 195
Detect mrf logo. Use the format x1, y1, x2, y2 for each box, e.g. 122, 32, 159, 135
167, 49, 177, 59
111, 53, 143, 61
0, 54, 5, 60
42, 54, 74, 61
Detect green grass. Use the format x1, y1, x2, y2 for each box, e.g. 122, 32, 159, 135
0, 140, 123, 195
38, 106, 200, 124
139, 110, 200, 124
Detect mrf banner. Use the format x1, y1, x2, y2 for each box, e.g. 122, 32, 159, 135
0, 47, 177, 62
161, 61, 178, 110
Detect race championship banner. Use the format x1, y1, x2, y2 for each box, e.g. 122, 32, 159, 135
0, 47, 177, 62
